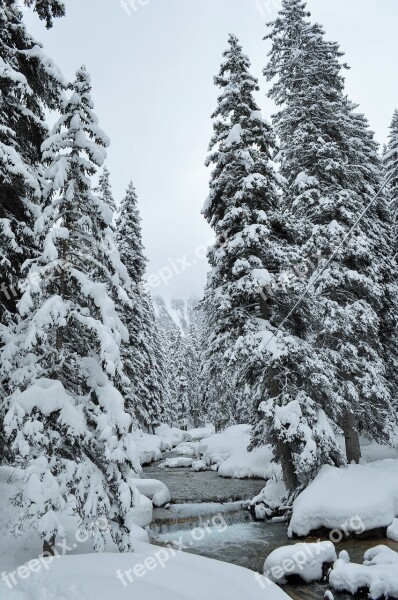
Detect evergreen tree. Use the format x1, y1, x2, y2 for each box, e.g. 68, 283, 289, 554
95, 166, 117, 216
385, 109, 398, 258
202, 34, 342, 487
0, 0, 65, 464
116, 182, 166, 432
264, 0, 394, 464
167, 328, 191, 429
2, 67, 140, 552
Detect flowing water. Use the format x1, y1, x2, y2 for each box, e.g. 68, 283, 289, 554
143, 459, 398, 600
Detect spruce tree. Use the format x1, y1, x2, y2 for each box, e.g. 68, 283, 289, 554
264, 0, 394, 463
116, 182, 166, 432
95, 166, 117, 216
385, 109, 398, 258
202, 34, 342, 487
0, 0, 65, 464
2, 67, 140, 552
167, 328, 191, 429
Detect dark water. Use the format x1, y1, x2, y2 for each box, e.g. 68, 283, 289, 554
144, 460, 398, 600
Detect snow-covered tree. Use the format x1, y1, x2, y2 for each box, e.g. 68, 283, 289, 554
0, 0, 65, 464
2, 66, 141, 552
95, 166, 117, 216
264, 0, 394, 464
116, 182, 167, 432
167, 328, 191, 429
385, 109, 398, 257
201, 34, 342, 487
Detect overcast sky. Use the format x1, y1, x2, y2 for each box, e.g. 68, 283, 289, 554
24, 0, 398, 299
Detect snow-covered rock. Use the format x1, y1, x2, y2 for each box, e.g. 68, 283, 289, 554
186, 424, 215, 441
133, 432, 163, 465
387, 519, 398, 542
134, 479, 171, 507
198, 424, 251, 468
155, 424, 186, 450
130, 492, 153, 528
289, 459, 398, 537
192, 460, 207, 472
263, 541, 337, 584
160, 457, 193, 469
329, 545, 398, 600
174, 441, 199, 457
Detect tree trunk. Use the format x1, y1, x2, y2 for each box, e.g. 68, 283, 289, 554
342, 410, 361, 463
277, 437, 297, 492
43, 534, 56, 556
260, 288, 297, 492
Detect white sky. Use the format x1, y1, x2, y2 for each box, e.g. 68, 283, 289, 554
24, 0, 398, 299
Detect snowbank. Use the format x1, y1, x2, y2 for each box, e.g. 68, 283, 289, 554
0, 542, 291, 600
198, 424, 251, 468
186, 424, 215, 441
387, 519, 398, 542
160, 457, 193, 469
134, 479, 171, 507
264, 541, 337, 584
218, 445, 277, 480
174, 441, 199, 457
192, 460, 207, 472
133, 432, 163, 465
289, 459, 398, 537
329, 546, 398, 600
154, 424, 186, 450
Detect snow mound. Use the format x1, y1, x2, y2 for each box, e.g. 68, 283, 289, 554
160, 457, 193, 469
134, 479, 171, 507
154, 424, 186, 450
198, 424, 251, 468
329, 546, 398, 600
218, 444, 277, 480
133, 432, 162, 465
264, 541, 337, 584
186, 424, 215, 441
387, 519, 398, 542
192, 460, 207, 472
174, 441, 199, 457
0, 542, 290, 600
289, 459, 398, 537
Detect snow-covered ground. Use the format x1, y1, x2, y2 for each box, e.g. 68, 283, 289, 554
289, 458, 398, 537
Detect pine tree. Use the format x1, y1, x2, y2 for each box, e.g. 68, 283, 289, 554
385, 109, 398, 258
116, 182, 166, 432
202, 34, 342, 487
264, 0, 394, 464
95, 166, 117, 216
167, 328, 191, 429
0, 0, 65, 464
2, 67, 140, 552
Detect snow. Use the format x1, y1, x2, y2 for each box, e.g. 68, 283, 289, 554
198, 424, 252, 468
0, 543, 290, 600
154, 424, 186, 450
160, 457, 194, 469
218, 445, 277, 480
186, 424, 215, 441
264, 541, 337, 584
251, 479, 287, 515
224, 123, 242, 147
133, 432, 162, 465
289, 459, 398, 537
134, 479, 171, 507
174, 441, 199, 457
387, 519, 398, 542
329, 546, 398, 600
192, 460, 207, 472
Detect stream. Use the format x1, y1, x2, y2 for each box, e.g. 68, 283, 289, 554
144, 457, 398, 600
